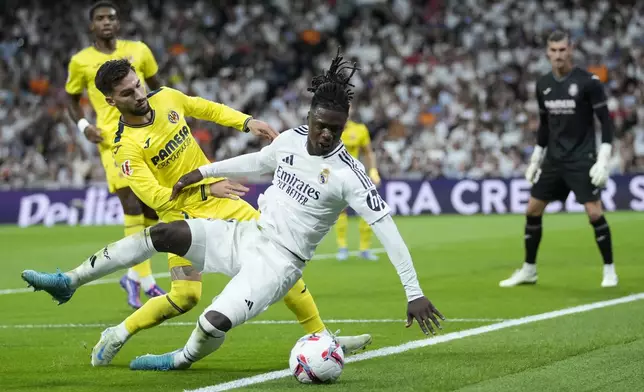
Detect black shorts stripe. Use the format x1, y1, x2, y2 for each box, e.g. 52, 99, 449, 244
339, 151, 371, 189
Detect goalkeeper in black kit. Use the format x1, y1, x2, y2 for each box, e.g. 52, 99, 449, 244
500, 30, 618, 288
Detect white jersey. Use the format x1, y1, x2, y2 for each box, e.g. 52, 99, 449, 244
256, 126, 390, 260
198, 125, 423, 302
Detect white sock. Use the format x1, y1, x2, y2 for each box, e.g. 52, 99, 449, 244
523, 262, 536, 274
66, 230, 157, 289
140, 275, 156, 292
603, 264, 616, 275
173, 321, 225, 369
127, 269, 139, 282
115, 321, 131, 343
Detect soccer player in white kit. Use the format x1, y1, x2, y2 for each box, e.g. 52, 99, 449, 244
123, 50, 443, 371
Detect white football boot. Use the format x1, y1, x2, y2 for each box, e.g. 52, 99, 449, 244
326, 330, 372, 355
91, 327, 127, 366
601, 264, 618, 288
499, 263, 538, 287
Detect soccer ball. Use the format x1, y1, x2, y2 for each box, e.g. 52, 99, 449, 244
289, 333, 345, 384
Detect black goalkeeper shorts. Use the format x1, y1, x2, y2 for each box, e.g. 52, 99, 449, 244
530, 161, 601, 204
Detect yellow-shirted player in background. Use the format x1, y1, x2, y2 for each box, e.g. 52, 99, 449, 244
79, 59, 371, 366
336, 104, 382, 261
65, 1, 165, 309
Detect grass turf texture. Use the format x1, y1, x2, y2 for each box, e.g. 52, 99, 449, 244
0, 211, 643, 391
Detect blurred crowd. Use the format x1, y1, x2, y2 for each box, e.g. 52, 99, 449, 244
1, 0, 643, 188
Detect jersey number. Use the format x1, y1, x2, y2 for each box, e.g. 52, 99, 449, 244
366, 189, 386, 212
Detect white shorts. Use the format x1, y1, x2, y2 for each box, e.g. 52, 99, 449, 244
185, 218, 304, 327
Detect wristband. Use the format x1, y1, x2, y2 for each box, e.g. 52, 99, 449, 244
242, 117, 253, 133
77, 118, 90, 134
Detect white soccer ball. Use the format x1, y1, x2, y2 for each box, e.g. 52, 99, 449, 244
289, 333, 345, 384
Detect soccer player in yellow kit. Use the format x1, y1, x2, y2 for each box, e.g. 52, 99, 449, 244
335, 106, 382, 261
65, 1, 165, 309
74, 59, 370, 366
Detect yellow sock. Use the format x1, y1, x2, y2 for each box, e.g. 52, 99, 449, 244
283, 279, 325, 334
124, 214, 153, 279
124, 279, 202, 334
359, 219, 372, 251
336, 211, 348, 249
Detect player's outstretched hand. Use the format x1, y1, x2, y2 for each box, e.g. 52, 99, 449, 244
247, 119, 279, 141
210, 179, 249, 200
84, 125, 104, 144
406, 296, 445, 336
169, 169, 204, 201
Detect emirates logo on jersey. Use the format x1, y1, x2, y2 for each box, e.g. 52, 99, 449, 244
121, 160, 133, 176
168, 110, 180, 124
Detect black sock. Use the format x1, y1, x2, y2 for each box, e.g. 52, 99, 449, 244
591, 216, 613, 265
524, 216, 543, 264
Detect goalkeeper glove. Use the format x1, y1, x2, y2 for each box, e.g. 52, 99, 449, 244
525, 145, 546, 184
589, 143, 611, 187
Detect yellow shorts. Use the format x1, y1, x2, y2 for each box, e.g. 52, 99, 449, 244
99, 145, 129, 193
164, 197, 261, 269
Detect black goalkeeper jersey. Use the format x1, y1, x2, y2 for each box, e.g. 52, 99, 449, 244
535, 67, 608, 166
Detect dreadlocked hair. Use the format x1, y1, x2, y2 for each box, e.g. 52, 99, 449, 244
307, 47, 359, 113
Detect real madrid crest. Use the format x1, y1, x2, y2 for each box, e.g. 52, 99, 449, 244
568, 83, 578, 97
319, 168, 330, 184
168, 110, 180, 123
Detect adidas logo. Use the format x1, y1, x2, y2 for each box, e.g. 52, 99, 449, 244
245, 299, 254, 311
282, 155, 294, 165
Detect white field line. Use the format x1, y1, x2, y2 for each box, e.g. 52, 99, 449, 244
0, 248, 386, 295
185, 293, 644, 392
0, 318, 502, 330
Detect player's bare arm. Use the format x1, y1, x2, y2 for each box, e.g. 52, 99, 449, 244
361, 142, 381, 186
67, 93, 104, 143
369, 214, 444, 335
144, 74, 162, 91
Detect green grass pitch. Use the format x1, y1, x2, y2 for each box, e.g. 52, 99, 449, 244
1, 212, 643, 391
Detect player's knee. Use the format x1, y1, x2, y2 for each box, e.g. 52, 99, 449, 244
585, 204, 604, 223
202, 310, 233, 333
149, 221, 192, 255
168, 279, 202, 313
526, 197, 547, 217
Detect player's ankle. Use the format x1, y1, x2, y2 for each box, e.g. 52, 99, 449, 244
523, 262, 537, 272
65, 272, 79, 289
140, 275, 156, 291
115, 322, 132, 343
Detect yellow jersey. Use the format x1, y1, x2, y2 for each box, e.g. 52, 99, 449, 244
112, 87, 250, 221
65, 39, 159, 150
341, 120, 371, 159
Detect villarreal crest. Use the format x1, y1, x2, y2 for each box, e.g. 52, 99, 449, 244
168, 110, 180, 123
